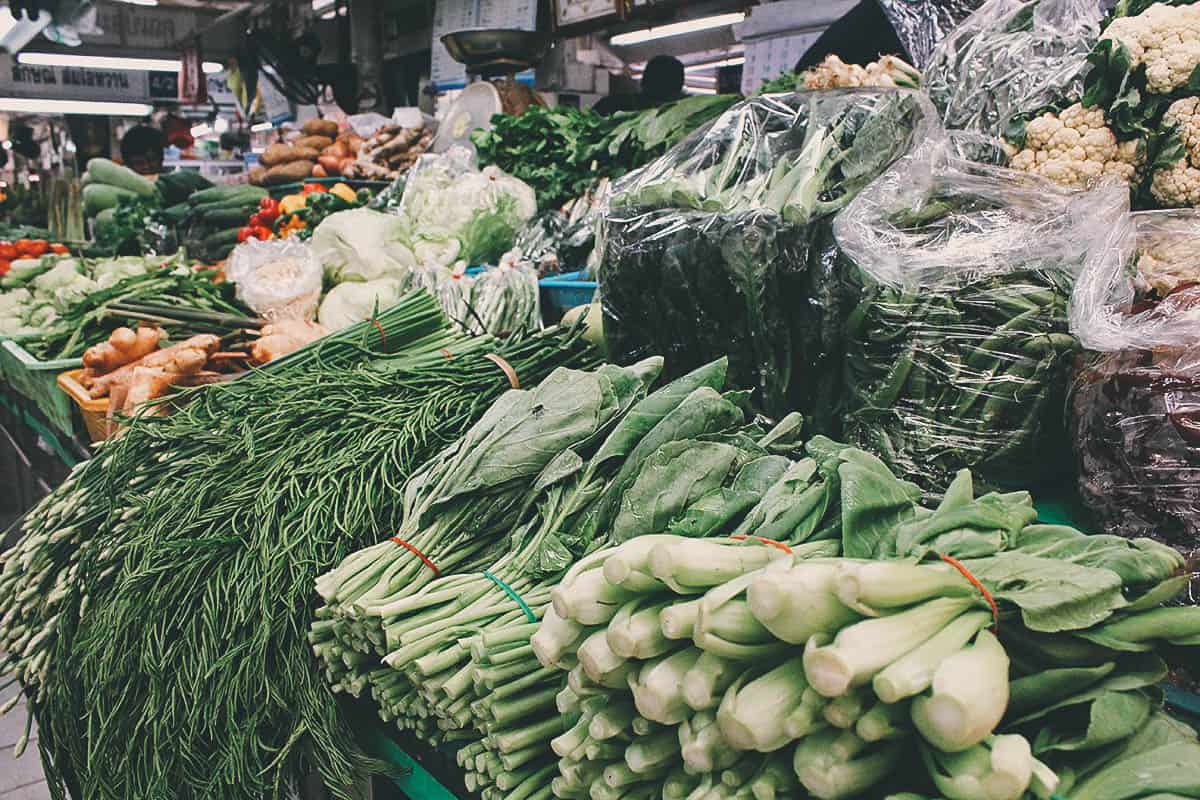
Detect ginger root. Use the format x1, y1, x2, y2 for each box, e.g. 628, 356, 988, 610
82, 326, 163, 378
89, 334, 220, 399
250, 319, 327, 365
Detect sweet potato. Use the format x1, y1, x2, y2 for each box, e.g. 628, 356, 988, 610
322, 139, 351, 159
82, 325, 163, 375
303, 118, 339, 138
89, 334, 220, 399
248, 166, 268, 186
318, 155, 342, 174
262, 144, 321, 167
295, 135, 334, 151
312, 163, 328, 178
264, 160, 317, 185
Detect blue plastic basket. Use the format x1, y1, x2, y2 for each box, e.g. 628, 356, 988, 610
539, 270, 597, 320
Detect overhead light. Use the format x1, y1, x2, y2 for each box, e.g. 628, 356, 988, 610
1, 141, 10, 150
28, 174, 39, 182
0, 98, 153, 116
685, 55, 745, 72
114, 0, 160, 5
0, 6, 52, 54
610, 12, 744, 46
17, 52, 223, 74
250, 121, 273, 132
312, 0, 335, 10
214, 118, 230, 134
190, 123, 212, 137
687, 86, 718, 95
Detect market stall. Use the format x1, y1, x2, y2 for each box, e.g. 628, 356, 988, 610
0, 0, 1199, 799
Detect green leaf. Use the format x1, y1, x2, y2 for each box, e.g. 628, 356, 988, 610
837, 448, 922, 558
1032, 690, 1153, 753
1007, 652, 1168, 726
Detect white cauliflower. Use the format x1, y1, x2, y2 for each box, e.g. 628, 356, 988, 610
800, 54, 920, 90
1102, 3, 1200, 94
1150, 96, 1200, 206
1007, 103, 1143, 189
1136, 235, 1200, 294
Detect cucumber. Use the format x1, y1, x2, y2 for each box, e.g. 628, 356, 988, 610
85, 157, 156, 198
83, 183, 137, 216
200, 208, 255, 228
192, 196, 262, 215
94, 207, 117, 237
188, 184, 267, 205
202, 228, 242, 250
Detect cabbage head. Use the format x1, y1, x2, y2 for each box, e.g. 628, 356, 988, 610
312, 208, 417, 284
317, 277, 405, 330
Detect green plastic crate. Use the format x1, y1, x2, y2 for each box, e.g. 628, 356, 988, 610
0, 338, 81, 437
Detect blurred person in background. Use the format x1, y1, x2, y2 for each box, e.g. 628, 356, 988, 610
119, 125, 165, 176
594, 55, 687, 115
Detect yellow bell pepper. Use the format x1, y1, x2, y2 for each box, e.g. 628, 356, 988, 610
329, 182, 357, 204
279, 214, 308, 238
279, 194, 307, 215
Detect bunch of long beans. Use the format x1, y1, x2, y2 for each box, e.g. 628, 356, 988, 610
0, 290, 598, 800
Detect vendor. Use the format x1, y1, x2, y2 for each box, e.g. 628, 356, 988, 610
794, 0, 908, 71
119, 125, 166, 176
594, 55, 687, 115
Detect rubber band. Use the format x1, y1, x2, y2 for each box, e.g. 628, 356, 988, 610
485, 354, 520, 388
390, 537, 440, 576
730, 534, 793, 554
440, 349, 455, 359
483, 570, 536, 622
938, 552, 1000, 631
369, 318, 387, 349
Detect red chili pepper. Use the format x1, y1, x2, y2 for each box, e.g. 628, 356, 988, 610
248, 213, 264, 228
0, 259, 10, 277
237, 226, 256, 243
0, 242, 17, 260
254, 225, 273, 240
257, 196, 281, 224
17, 239, 47, 257
49, 243, 69, 255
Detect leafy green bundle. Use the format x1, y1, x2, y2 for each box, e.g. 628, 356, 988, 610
0, 291, 598, 800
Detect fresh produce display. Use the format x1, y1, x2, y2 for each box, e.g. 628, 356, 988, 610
339, 122, 432, 181
81, 156, 156, 217
0, 254, 255, 360
270, 182, 370, 241
473, 96, 738, 211
511, 188, 605, 276
601, 89, 937, 418
1069, 209, 1200, 598
834, 155, 1122, 493
924, 0, 1101, 137
0, 293, 597, 799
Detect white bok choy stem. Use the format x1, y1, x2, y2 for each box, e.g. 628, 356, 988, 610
649, 539, 789, 594
629, 647, 701, 724
803, 596, 976, 697
694, 572, 790, 659
793, 727, 906, 800
682, 650, 742, 711
716, 655, 809, 751
873, 610, 992, 703
911, 629, 1009, 752
835, 561, 974, 616
746, 561, 860, 643
923, 734, 1035, 800
607, 596, 674, 659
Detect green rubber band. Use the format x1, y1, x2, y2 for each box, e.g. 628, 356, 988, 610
483, 570, 536, 623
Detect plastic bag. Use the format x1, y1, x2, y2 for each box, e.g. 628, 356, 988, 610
609, 89, 939, 221
924, 0, 1102, 137
226, 238, 323, 321
1068, 211, 1200, 597
466, 263, 542, 337
833, 150, 1128, 492
601, 89, 940, 419
877, 0, 986, 68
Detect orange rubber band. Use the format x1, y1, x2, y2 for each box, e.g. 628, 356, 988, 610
485, 354, 520, 388
390, 537, 440, 576
440, 349, 455, 359
369, 318, 387, 349
730, 534, 793, 554
938, 553, 999, 631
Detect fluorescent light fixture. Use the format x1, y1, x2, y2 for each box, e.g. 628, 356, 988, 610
0, 8, 18, 40
687, 86, 718, 95
214, 118, 230, 134
0, 98, 153, 116
610, 12, 744, 46
114, 0, 159, 5
685, 55, 745, 72
190, 123, 212, 137
250, 121, 274, 132
313, 0, 335, 9
1, 141, 10, 150
17, 52, 222, 74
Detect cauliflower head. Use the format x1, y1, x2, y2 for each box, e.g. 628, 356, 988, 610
1150, 96, 1200, 206
1008, 103, 1143, 189
1102, 3, 1200, 94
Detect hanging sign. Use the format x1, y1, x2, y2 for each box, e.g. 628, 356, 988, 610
179, 42, 207, 105
0, 62, 149, 102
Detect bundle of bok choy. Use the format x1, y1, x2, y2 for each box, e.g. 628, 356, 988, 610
0, 291, 598, 800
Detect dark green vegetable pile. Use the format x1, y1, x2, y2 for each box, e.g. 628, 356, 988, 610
0, 292, 598, 800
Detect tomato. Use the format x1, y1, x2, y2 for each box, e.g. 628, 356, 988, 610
301, 182, 327, 195
254, 225, 273, 240
49, 243, 69, 255
0, 260, 10, 277
257, 197, 281, 223
0, 242, 17, 260
248, 213, 264, 228
16, 239, 47, 257
237, 226, 256, 243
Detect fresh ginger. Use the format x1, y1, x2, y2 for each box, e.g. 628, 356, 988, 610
250, 319, 327, 365
81, 326, 163, 377
89, 334, 220, 399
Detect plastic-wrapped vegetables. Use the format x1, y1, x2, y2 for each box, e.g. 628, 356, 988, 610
466, 262, 542, 337
1069, 209, 1200, 601
601, 89, 939, 419
834, 149, 1128, 493
923, 0, 1101, 137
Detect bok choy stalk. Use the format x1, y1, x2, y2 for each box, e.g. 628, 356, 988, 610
911, 629, 1010, 752
922, 735, 1041, 800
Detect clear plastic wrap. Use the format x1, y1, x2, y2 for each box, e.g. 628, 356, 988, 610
833, 151, 1129, 492
609, 89, 939, 221
1069, 210, 1200, 597
465, 262, 542, 337
226, 239, 323, 321
601, 89, 940, 419
924, 0, 1102, 136
877, 0, 987, 68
